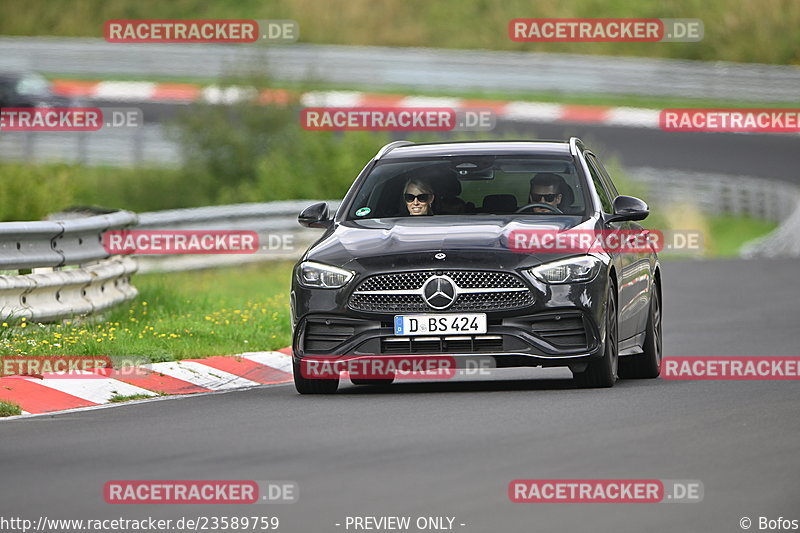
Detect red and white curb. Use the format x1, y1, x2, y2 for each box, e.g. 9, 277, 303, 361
0, 349, 293, 418
52, 79, 661, 129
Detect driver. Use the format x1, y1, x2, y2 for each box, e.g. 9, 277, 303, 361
528, 173, 566, 213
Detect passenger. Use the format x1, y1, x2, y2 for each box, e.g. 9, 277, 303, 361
403, 178, 435, 215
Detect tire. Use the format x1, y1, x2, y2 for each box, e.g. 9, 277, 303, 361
573, 284, 618, 388
350, 377, 395, 386
293, 358, 339, 394
619, 284, 662, 379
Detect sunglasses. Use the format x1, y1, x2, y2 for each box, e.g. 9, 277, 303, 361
530, 193, 559, 203
404, 193, 432, 203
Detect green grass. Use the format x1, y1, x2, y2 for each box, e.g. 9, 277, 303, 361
0, 163, 191, 221
705, 215, 778, 257
108, 393, 161, 403
0, 261, 295, 360
3, 0, 800, 65
0, 129, 388, 220
0, 401, 22, 417
642, 214, 777, 259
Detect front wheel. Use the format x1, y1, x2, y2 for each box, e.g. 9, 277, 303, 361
293, 358, 339, 394
573, 284, 618, 388
619, 284, 662, 379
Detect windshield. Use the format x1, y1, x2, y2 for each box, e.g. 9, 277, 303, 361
346, 155, 588, 220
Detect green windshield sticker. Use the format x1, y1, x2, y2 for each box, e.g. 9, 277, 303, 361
355, 207, 371, 216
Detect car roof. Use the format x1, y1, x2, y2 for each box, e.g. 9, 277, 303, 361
378, 140, 572, 160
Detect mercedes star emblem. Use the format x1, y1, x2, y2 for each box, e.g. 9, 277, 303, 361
422, 275, 457, 310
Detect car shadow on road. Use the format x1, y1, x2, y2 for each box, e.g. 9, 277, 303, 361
334, 375, 661, 395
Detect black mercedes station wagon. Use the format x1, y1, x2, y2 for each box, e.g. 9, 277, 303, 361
291, 139, 662, 393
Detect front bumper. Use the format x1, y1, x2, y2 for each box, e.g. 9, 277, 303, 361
291, 269, 610, 369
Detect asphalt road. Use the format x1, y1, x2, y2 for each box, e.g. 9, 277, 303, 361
1, 258, 798, 533
502, 122, 800, 183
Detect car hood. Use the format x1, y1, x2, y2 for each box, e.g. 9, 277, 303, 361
305, 215, 594, 272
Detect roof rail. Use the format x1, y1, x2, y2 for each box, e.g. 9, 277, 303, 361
375, 140, 414, 160
569, 137, 584, 157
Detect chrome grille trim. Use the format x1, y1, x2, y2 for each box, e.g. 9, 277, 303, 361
353, 287, 528, 295
349, 270, 534, 312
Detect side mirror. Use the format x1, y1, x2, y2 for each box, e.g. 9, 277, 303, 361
298, 202, 332, 228
606, 195, 649, 223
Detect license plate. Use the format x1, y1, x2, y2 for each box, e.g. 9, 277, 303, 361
393, 314, 487, 335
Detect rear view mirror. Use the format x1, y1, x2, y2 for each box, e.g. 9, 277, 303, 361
606, 195, 649, 223
298, 202, 332, 228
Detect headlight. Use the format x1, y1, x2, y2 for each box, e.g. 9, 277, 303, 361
527, 256, 602, 284
298, 261, 354, 288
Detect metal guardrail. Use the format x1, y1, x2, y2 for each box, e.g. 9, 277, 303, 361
628, 167, 799, 223
0, 201, 339, 322
628, 167, 800, 258
741, 199, 800, 258
1, 37, 799, 102
134, 200, 340, 273
0, 210, 138, 269
0, 211, 139, 321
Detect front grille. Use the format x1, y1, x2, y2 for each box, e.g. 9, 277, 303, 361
453, 292, 533, 311
357, 272, 431, 292
381, 335, 504, 354
356, 271, 525, 291
349, 270, 534, 313
350, 293, 427, 313
528, 311, 588, 349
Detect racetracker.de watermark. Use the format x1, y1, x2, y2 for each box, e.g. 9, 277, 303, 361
104, 480, 298, 504
0, 107, 142, 132
507, 229, 703, 254
102, 230, 275, 255
660, 109, 800, 133
0, 355, 149, 379
509, 479, 703, 503
300, 355, 496, 380
509, 18, 703, 42
662, 356, 800, 380
104, 19, 298, 43
300, 107, 495, 132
